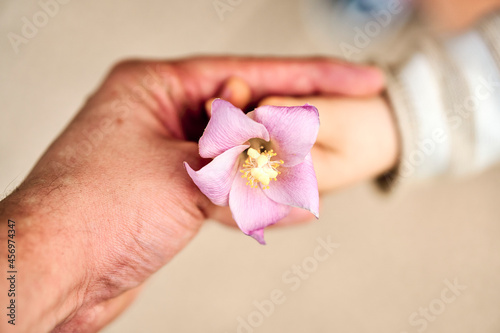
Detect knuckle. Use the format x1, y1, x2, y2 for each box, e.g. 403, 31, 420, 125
109, 59, 144, 74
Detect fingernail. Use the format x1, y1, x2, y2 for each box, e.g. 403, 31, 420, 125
205, 98, 215, 117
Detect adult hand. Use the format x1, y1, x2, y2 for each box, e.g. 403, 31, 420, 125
0, 57, 383, 333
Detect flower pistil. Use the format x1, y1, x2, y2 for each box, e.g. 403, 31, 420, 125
240, 148, 283, 189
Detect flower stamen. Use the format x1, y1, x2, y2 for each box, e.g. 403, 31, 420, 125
240, 148, 283, 189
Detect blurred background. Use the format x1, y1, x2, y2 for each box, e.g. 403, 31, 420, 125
1, 0, 500, 332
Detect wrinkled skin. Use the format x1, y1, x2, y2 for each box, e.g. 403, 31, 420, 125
0, 57, 384, 332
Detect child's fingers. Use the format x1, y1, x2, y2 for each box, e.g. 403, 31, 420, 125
258, 95, 399, 192
311, 147, 364, 191
205, 76, 252, 116
258, 96, 341, 145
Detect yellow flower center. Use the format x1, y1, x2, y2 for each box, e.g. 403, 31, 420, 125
240, 147, 283, 189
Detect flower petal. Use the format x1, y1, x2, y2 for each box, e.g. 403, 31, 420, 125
185, 144, 249, 206
199, 99, 270, 158
229, 175, 291, 244
252, 104, 319, 167
248, 229, 266, 245
263, 153, 319, 218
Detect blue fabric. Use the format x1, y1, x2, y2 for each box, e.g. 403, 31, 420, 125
339, 0, 392, 13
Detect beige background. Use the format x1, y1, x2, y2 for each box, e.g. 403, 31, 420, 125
1, 0, 500, 332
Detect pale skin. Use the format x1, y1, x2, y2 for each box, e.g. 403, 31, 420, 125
206, 81, 399, 192
245, 0, 500, 189
418, 0, 500, 32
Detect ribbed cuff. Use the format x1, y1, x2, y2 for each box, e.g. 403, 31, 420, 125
375, 66, 418, 191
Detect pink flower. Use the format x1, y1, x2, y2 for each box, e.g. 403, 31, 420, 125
185, 99, 319, 244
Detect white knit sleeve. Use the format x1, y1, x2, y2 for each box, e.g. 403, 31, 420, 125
378, 12, 500, 189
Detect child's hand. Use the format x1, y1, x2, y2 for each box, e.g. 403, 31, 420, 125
208, 77, 399, 192
257, 96, 399, 192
